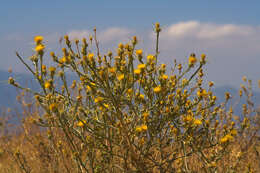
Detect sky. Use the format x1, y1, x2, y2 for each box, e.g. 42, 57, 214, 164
1, 0, 260, 89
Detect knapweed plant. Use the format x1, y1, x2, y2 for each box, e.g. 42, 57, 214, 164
6, 23, 260, 173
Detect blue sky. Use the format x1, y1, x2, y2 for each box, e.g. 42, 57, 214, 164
1, 0, 260, 89
1, 0, 260, 33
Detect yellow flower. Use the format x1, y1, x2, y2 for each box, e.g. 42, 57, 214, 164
194, 119, 202, 126
49, 103, 57, 112
77, 120, 86, 127
136, 49, 143, 56
134, 68, 141, 75
103, 104, 109, 109
117, 74, 125, 81
118, 42, 124, 49
139, 138, 145, 145
41, 65, 46, 71
136, 124, 147, 132
220, 134, 234, 143
34, 36, 44, 44
143, 112, 149, 119
197, 89, 207, 98
86, 85, 91, 92
90, 82, 96, 86
136, 126, 142, 132
230, 129, 237, 136
44, 81, 51, 89
59, 57, 68, 64
183, 115, 193, 123
108, 67, 116, 74
141, 124, 148, 131
153, 86, 161, 93
88, 53, 94, 61
200, 53, 206, 64
209, 81, 214, 87
139, 94, 145, 100
161, 64, 166, 69
225, 92, 231, 100
94, 97, 104, 103
147, 54, 155, 61
64, 35, 69, 40
162, 74, 168, 80
165, 107, 170, 113
49, 67, 56, 73
137, 64, 146, 69
189, 56, 197, 66
127, 88, 133, 95
35, 44, 45, 52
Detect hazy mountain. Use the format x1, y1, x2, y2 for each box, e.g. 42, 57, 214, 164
0, 70, 40, 110
0, 70, 259, 114
212, 85, 260, 115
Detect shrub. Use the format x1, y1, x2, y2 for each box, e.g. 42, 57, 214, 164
4, 23, 260, 172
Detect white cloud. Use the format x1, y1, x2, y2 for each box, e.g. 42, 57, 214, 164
67, 27, 133, 43
160, 21, 257, 40
99, 27, 133, 43
68, 30, 91, 40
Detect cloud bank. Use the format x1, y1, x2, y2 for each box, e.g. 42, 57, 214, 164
161, 21, 255, 39
68, 27, 133, 43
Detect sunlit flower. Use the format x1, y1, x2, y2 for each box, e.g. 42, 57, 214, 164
194, 119, 202, 126
117, 74, 125, 81
34, 36, 44, 44
49, 67, 56, 73
220, 134, 234, 143
94, 97, 104, 103
153, 86, 161, 93
8, 77, 15, 85
225, 92, 231, 100
162, 74, 168, 80
127, 88, 133, 95
136, 126, 142, 132
35, 44, 45, 53
49, 103, 57, 112
161, 64, 166, 69
147, 54, 155, 61
88, 53, 94, 61
143, 112, 149, 119
209, 81, 214, 87
189, 56, 197, 66
136, 49, 143, 56
136, 124, 148, 132
134, 68, 141, 75
137, 64, 146, 69
103, 104, 109, 109
59, 57, 68, 64
185, 115, 193, 123
139, 94, 145, 100
230, 129, 237, 136
108, 67, 116, 73
200, 53, 206, 64
197, 89, 207, 98
77, 120, 86, 127
141, 124, 148, 131
44, 81, 51, 89
118, 43, 124, 49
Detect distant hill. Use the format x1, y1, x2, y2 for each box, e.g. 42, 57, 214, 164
0, 70, 39, 110
0, 70, 259, 114
212, 85, 260, 115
